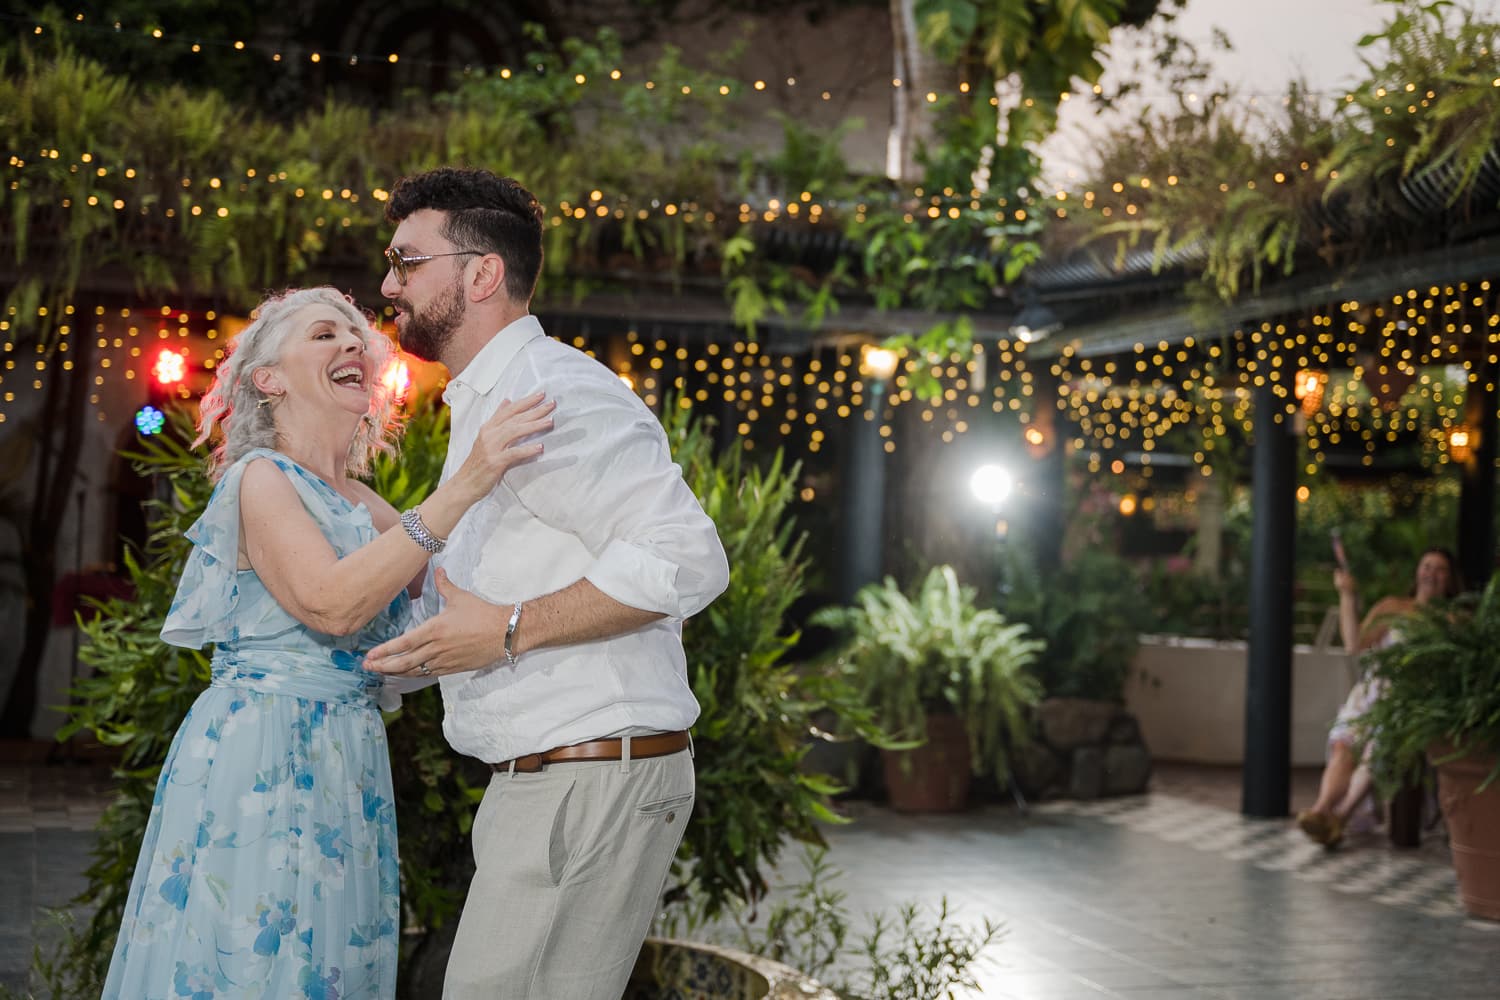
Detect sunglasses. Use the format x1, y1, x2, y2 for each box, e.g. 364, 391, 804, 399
383, 246, 483, 285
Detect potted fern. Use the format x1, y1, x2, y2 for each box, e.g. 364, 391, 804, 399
1359, 576, 1500, 921
1323, 1, 1500, 219
810, 566, 1043, 812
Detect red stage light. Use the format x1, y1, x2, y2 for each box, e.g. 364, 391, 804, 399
152, 348, 187, 386
381, 358, 411, 401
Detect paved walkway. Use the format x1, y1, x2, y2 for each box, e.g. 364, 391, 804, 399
4, 749, 1497, 998
787, 796, 1496, 999
0, 748, 112, 998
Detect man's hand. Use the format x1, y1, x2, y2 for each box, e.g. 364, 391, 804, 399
366, 570, 506, 678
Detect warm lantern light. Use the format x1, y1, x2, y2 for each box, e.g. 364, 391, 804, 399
1118, 493, 1138, 516
1448, 426, 1474, 463
381, 358, 411, 402
1293, 369, 1326, 418
151, 347, 186, 385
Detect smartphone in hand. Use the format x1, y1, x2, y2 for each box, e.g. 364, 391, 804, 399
1330, 528, 1349, 572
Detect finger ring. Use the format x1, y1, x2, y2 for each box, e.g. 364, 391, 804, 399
416, 663, 432, 676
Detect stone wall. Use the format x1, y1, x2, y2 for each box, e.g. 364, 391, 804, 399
1013, 698, 1152, 801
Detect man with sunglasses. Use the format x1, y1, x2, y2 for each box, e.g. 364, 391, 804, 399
365, 167, 729, 999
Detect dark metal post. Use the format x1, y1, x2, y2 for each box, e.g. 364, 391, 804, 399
839, 379, 889, 603
1243, 383, 1297, 817
1030, 370, 1065, 575
1457, 356, 1497, 591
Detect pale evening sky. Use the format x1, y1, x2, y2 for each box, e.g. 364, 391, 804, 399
1041, 0, 1500, 184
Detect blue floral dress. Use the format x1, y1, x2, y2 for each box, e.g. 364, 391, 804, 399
103, 449, 407, 1000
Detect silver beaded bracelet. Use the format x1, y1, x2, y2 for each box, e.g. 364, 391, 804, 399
399, 507, 446, 554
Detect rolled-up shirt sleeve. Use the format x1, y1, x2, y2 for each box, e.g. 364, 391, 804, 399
499, 361, 729, 620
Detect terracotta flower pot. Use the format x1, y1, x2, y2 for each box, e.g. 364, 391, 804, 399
880, 712, 972, 813
1430, 744, 1500, 921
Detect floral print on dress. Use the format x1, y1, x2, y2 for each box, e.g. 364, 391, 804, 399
103, 450, 407, 999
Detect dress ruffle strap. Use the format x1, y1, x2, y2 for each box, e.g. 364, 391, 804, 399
160, 450, 266, 648
161, 449, 369, 648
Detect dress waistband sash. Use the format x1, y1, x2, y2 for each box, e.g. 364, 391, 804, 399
210, 646, 384, 708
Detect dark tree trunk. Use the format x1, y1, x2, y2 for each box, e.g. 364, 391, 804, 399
0, 322, 93, 737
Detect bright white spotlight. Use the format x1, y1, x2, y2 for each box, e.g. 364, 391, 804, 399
860, 345, 900, 380
969, 464, 1013, 506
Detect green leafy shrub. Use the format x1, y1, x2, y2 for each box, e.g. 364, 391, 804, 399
37, 416, 210, 997
1138, 558, 1248, 641
1360, 576, 1500, 794
1323, 0, 1500, 210
809, 566, 1043, 781
659, 845, 1002, 1000
1000, 548, 1147, 702
662, 402, 889, 918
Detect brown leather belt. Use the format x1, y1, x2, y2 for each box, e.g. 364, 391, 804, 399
489, 730, 690, 774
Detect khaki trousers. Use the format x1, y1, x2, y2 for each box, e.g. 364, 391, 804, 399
443, 748, 694, 999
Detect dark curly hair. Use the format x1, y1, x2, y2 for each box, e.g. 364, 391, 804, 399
385, 167, 544, 303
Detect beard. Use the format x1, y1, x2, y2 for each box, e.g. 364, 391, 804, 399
396, 280, 465, 363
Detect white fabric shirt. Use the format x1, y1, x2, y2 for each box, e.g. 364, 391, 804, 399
418, 315, 729, 763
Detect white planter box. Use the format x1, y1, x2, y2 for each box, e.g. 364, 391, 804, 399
1126, 636, 1355, 766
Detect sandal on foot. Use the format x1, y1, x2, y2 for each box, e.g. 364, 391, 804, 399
1297, 810, 1334, 845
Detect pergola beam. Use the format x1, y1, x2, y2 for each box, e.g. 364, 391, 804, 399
1030, 234, 1500, 359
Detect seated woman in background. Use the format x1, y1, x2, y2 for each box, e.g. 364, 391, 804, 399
1296, 547, 1459, 847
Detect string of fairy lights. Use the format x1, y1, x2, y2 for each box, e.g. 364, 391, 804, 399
4, 148, 1498, 471
14, 9, 1466, 110
10, 6, 1499, 228
0, 292, 1045, 454
1049, 280, 1500, 479
2, 281, 1496, 480
12, 133, 1500, 231
6, 16, 1500, 473
610, 335, 1037, 455
14, 101, 1500, 247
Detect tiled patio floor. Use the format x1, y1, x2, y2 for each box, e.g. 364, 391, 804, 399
3, 744, 1496, 998
783, 794, 1494, 998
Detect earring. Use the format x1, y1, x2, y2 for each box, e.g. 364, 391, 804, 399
257, 396, 271, 409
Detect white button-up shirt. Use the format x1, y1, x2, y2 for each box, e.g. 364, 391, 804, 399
419, 315, 729, 763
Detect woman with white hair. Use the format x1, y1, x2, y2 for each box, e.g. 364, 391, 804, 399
102, 287, 552, 999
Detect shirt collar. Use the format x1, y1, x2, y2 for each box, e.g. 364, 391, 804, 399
444, 315, 545, 403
